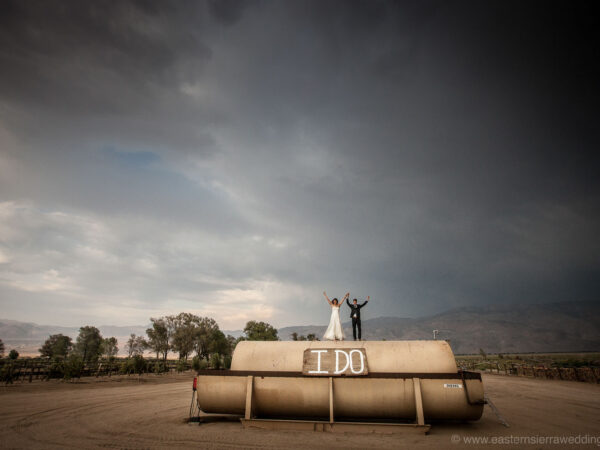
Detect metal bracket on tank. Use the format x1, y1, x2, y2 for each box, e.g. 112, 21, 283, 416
460, 370, 486, 406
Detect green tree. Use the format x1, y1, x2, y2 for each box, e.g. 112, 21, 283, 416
210, 352, 222, 369
291, 332, 299, 341
74, 326, 103, 363
227, 334, 239, 351
126, 334, 147, 357
193, 317, 220, 361
209, 330, 230, 356
0, 338, 4, 357
8, 349, 19, 359
146, 318, 170, 361
306, 333, 318, 341
243, 321, 279, 341
164, 314, 179, 353
148, 313, 231, 362
39, 334, 73, 359
169, 313, 198, 360
101, 337, 119, 360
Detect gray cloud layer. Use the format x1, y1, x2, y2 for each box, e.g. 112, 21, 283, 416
0, 0, 598, 328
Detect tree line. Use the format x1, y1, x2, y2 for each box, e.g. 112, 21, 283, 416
134, 314, 279, 362
290, 332, 319, 341
0, 315, 280, 381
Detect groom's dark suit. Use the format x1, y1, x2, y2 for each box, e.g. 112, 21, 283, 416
346, 298, 368, 340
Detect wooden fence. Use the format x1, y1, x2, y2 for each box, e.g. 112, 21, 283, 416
0, 358, 191, 384
458, 361, 600, 383
4, 358, 599, 384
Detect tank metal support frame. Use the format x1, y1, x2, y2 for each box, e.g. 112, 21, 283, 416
239, 374, 431, 434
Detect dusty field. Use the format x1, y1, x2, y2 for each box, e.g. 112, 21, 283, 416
0, 373, 599, 449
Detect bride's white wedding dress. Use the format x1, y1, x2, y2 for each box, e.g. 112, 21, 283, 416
323, 305, 344, 340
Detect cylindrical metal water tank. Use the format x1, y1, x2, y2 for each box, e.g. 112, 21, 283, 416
196, 340, 484, 421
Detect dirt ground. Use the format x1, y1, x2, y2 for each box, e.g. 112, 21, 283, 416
0, 373, 599, 449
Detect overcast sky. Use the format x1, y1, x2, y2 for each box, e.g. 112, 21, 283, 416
0, 0, 598, 329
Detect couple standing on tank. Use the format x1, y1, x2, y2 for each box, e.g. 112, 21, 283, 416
322, 291, 370, 341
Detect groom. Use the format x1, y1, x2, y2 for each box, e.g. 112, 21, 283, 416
346, 295, 370, 341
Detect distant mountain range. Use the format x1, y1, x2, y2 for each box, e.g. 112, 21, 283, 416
0, 320, 150, 356
279, 301, 600, 354
1, 301, 599, 355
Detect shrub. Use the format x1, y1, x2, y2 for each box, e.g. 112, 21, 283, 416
63, 354, 84, 380
105, 360, 118, 374
132, 355, 147, 374
48, 357, 65, 379
191, 356, 201, 371
119, 360, 131, 374
119, 356, 147, 374
176, 359, 188, 372
0, 362, 16, 384
153, 361, 167, 374
8, 349, 19, 360
191, 356, 210, 371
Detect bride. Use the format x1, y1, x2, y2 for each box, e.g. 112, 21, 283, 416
322, 291, 348, 341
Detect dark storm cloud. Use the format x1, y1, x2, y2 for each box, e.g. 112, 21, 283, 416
0, 0, 598, 327
0, 0, 209, 107
207, 0, 255, 26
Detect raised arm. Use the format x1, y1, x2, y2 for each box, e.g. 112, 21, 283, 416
359, 295, 370, 308
323, 291, 332, 305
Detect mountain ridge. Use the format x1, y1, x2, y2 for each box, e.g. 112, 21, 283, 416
278, 300, 600, 353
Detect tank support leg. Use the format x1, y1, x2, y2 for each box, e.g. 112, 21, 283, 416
413, 378, 425, 426
329, 377, 334, 423
484, 394, 509, 428
245, 375, 254, 420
